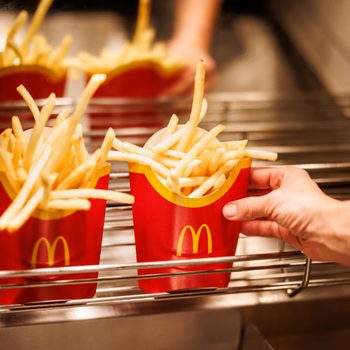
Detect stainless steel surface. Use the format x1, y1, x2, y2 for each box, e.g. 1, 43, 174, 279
1, 92, 350, 348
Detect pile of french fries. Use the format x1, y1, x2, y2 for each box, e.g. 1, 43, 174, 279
0, 0, 71, 77
0, 74, 134, 233
108, 61, 278, 198
72, 0, 182, 75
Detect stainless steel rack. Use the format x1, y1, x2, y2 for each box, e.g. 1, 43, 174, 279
1, 93, 350, 316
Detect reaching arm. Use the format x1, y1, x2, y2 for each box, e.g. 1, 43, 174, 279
164, 0, 222, 96
223, 167, 350, 266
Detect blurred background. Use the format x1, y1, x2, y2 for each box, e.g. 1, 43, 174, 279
1, 0, 349, 94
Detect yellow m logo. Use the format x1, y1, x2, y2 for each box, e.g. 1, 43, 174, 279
176, 224, 213, 257
31, 236, 70, 268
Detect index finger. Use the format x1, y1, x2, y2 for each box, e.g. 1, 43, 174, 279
249, 167, 286, 190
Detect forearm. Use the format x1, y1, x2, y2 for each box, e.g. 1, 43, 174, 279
172, 0, 222, 52
320, 200, 350, 262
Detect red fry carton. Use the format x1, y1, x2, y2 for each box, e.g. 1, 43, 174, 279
90, 61, 185, 99
129, 158, 251, 293
0, 165, 109, 305
0, 66, 67, 132
0, 65, 66, 102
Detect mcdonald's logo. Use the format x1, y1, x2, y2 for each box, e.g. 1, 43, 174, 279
176, 224, 213, 257
31, 236, 70, 268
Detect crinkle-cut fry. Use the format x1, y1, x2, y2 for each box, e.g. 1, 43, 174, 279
6, 187, 44, 233
176, 60, 205, 152
12, 116, 26, 151
23, 92, 55, 171
188, 160, 237, 198
0, 146, 51, 230
133, 0, 151, 45
47, 198, 91, 211
56, 160, 96, 190
150, 125, 187, 154
162, 114, 179, 140
21, 0, 53, 52
171, 124, 225, 178
0, 147, 20, 192
108, 150, 170, 178
178, 176, 207, 188
245, 149, 278, 161
16, 85, 40, 121
208, 147, 225, 174
50, 189, 135, 205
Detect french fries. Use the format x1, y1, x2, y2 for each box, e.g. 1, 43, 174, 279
0, 74, 134, 233
0, 0, 71, 76
108, 60, 278, 197
70, 0, 182, 75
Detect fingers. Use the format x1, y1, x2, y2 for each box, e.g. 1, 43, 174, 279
223, 194, 274, 221
248, 167, 286, 190
240, 220, 303, 251
240, 220, 284, 238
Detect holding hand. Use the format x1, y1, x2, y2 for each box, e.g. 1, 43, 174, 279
223, 167, 350, 266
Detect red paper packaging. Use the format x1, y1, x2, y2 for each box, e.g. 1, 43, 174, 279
0, 65, 66, 131
0, 165, 109, 305
129, 157, 251, 293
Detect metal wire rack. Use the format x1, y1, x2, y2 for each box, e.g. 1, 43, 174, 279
1, 93, 350, 314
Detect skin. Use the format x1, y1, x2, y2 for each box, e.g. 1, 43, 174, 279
164, 0, 222, 96
223, 167, 350, 266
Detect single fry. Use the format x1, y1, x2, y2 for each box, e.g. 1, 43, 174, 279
50, 189, 135, 205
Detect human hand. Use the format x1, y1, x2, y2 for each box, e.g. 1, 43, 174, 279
223, 167, 350, 265
162, 40, 216, 96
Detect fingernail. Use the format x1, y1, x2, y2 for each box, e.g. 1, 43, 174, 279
223, 204, 237, 219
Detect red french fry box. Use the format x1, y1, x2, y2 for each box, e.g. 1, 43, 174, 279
87, 61, 184, 134
0, 165, 110, 305
90, 61, 185, 99
0, 65, 67, 131
129, 157, 251, 293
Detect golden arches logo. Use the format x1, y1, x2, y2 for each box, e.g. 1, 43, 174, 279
176, 224, 213, 257
31, 236, 70, 268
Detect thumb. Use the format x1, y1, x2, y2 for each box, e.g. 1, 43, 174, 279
223, 195, 272, 221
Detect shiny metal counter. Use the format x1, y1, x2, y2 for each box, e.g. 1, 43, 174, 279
1, 92, 350, 349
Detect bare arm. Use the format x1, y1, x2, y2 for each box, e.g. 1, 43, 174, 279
172, 0, 222, 53
164, 0, 222, 96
